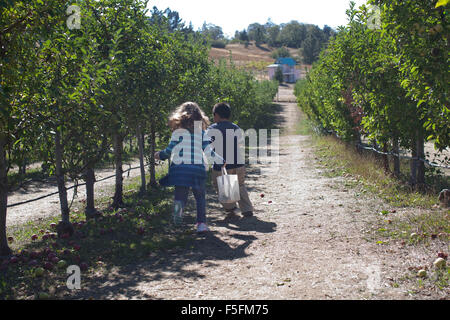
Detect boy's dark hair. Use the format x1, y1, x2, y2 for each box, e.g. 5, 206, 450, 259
213, 102, 231, 119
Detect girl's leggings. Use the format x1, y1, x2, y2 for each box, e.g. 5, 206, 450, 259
174, 186, 206, 223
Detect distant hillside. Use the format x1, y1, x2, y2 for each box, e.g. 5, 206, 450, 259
209, 41, 311, 80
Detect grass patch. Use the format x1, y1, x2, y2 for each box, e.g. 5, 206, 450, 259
7, 169, 51, 191
395, 265, 450, 293
295, 111, 314, 136
0, 167, 201, 300
374, 210, 449, 246
306, 117, 449, 252
311, 134, 448, 208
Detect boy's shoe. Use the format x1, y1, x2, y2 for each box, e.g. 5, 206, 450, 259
196, 223, 209, 233
173, 201, 183, 226
242, 211, 253, 217
224, 207, 240, 221
225, 207, 241, 215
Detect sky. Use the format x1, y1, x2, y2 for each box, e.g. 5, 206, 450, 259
147, 0, 369, 38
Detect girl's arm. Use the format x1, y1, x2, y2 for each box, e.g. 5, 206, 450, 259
156, 137, 180, 161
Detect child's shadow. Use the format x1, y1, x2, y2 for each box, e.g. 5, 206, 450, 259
212, 215, 277, 234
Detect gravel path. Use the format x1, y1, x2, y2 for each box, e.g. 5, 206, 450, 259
67, 86, 448, 300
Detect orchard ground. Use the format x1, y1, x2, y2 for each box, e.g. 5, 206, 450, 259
1, 85, 448, 299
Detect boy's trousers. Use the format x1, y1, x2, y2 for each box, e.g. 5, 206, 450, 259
211, 166, 254, 213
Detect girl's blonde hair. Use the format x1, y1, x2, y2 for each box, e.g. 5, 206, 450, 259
168, 102, 210, 131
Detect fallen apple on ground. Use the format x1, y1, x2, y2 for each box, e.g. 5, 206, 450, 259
57, 260, 67, 269
417, 269, 427, 278
28, 260, 38, 267
80, 262, 88, 271
43, 262, 54, 270
30, 251, 40, 259
433, 258, 446, 269
38, 292, 50, 300
34, 267, 45, 277
60, 233, 70, 239
437, 252, 448, 260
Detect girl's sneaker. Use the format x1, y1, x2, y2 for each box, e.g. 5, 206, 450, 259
196, 223, 209, 233
173, 201, 183, 226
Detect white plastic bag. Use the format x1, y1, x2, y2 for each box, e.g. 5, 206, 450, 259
216, 167, 240, 204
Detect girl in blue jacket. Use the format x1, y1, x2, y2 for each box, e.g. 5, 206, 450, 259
155, 102, 224, 233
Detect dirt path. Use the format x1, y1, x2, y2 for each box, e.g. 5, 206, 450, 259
68, 86, 447, 300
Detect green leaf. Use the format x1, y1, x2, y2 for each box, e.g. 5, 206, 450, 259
417, 100, 426, 107
436, 0, 450, 8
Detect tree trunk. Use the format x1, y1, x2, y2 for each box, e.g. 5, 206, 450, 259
54, 129, 73, 236
392, 136, 400, 178
148, 123, 157, 187
382, 143, 390, 174
416, 129, 425, 190
372, 141, 382, 163
84, 165, 97, 219
410, 134, 418, 187
137, 125, 146, 193
355, 132, 362, 154
129, 135, 133, 153
112, 132, 124, 208
0, 135, 12, 256
18, 157, 26, 175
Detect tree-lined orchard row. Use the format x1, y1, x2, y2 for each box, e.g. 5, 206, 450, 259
0, 0, 278, 256
295, 0, 449, 187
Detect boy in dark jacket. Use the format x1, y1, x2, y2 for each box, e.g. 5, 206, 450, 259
207, 102, 254, 217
